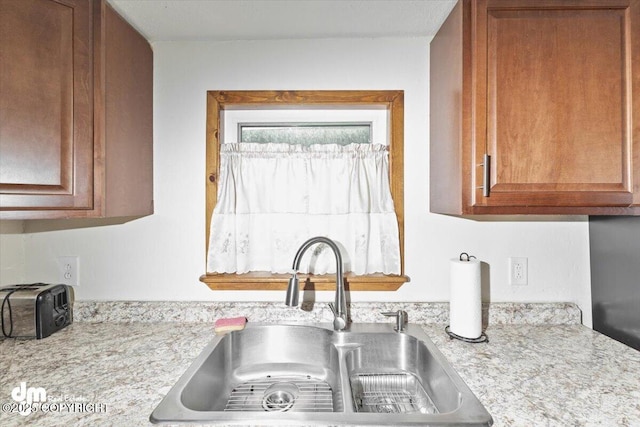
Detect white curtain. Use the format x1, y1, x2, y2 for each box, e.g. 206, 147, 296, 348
207, 142, 401, 275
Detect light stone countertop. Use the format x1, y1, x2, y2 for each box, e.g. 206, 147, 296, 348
0, 302, 639, 426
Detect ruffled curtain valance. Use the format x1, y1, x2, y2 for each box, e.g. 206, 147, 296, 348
207, 142, 401, 275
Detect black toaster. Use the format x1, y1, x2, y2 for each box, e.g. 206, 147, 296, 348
0, 283, 74, 339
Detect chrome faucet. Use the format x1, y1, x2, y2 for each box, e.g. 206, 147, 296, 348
285, 236, 348, 331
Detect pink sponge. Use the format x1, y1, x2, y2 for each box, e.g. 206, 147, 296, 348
214, 317, 247, 334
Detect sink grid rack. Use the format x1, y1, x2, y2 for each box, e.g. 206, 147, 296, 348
350, 373, 438, 414
224, 375, 334, 413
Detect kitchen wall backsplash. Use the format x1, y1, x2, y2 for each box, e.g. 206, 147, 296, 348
74, 301, 580, 325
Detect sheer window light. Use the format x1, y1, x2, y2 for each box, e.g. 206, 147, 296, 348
207, 141, 401, 274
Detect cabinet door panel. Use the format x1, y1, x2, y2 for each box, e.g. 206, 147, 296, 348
480, 3, 633, 207
0, 0, 93, 210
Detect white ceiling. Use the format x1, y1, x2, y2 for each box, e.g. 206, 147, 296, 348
108, 0, 457, 42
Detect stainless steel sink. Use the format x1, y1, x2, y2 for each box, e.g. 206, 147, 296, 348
179, 324, 342, 413
150, 323, 493, 426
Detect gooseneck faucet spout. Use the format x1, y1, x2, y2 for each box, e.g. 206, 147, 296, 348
285, 236, 348, 331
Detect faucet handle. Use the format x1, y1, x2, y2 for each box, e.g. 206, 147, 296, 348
381, 310, 408, 332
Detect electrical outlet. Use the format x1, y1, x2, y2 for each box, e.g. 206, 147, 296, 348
58, 256, 79, 287
509, 257, 528, 286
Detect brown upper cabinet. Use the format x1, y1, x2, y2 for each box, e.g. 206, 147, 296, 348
430, 0, 640, 215
0, 0, 153, 219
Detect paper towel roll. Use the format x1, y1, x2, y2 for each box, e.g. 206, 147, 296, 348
449, 257, 482, 339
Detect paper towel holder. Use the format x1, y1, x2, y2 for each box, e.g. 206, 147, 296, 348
445, 325, 488, 343
446, 252, 488, 343
459, 252, 476, 262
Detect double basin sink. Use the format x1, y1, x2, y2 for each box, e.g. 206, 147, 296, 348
150, 322, 493, 426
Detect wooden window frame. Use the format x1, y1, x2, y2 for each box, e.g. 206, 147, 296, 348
200, 90, 409, 291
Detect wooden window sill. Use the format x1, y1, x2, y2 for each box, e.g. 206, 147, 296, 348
199, 272, 410, 291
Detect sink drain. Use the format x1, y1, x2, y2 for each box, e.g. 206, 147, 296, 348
261, 382, 299, 412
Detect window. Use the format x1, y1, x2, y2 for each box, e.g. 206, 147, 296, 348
238, 123, 372, 145
224, 106, 389, 146
200, 90, 408, 291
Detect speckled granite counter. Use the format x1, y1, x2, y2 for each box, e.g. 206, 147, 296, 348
1, 302, 639, 426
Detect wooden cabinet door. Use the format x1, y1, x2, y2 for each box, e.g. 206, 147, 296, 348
474, 0, 635, 208
0, 0, 93, 211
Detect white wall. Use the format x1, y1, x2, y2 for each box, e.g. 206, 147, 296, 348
0, 221, 26, 285
2, 38, 592, 324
